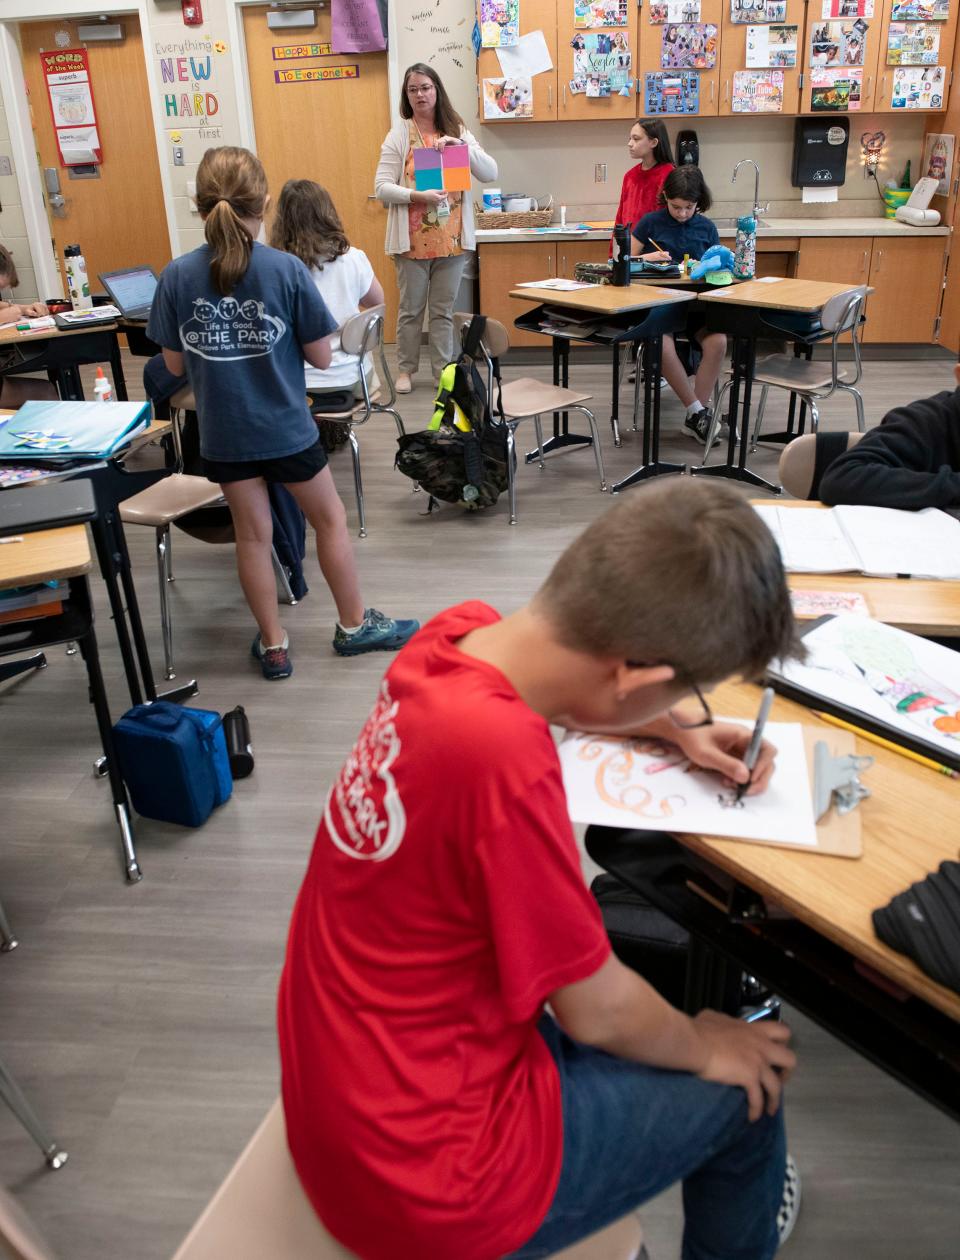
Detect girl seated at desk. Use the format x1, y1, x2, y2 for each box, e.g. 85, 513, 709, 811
632, 167, 726, 445
0, 244, 57, 408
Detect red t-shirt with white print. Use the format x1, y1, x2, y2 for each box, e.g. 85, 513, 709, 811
278, 601, 611, 1260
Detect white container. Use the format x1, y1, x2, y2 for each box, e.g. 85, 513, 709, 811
93, 367, 113, 402
502, 195, 532, 213
63, 244, 92, 311
482, 187, 502, 212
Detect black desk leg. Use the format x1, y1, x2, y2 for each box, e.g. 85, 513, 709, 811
526, 337, 594, 464
110, 335, 128, 401
90, 514, 144, 707
691, 334, 781, 494
610, 336, 685, 494
0, 654, 47, 683
610, 342, 621, 446
55, 364, 84, 402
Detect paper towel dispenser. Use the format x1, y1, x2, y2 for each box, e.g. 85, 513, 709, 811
791, 119, 849, 187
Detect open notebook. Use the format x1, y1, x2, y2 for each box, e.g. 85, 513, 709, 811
754, 504, 960, 580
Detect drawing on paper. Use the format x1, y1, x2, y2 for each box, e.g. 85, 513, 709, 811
922, 131, 954, 195
838, 622, 960, 740
577, 737, 690, 820
890, 64, 946, 107
480, 0, 520, 49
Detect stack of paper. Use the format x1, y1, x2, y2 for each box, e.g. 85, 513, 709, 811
754, 504, 960, 580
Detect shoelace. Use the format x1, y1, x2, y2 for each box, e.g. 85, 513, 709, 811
263, 646, 289, 667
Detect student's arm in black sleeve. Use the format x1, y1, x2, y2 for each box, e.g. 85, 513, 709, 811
819, 394, 960, 510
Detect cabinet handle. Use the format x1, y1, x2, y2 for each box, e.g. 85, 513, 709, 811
866, 75, 873, 99
724, 80, 729, 102
861, 249, 867, 276
878, 77, 885, 102
548, 83, 553, 108
562, 82, 567, 107
875, 249, 883, 275
710, 79, 715, 102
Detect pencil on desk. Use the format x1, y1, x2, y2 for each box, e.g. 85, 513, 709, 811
647, 238, 667, 254
813, 711, 959, 779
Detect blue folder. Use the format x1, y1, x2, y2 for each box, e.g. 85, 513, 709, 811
0, 400, 150, 460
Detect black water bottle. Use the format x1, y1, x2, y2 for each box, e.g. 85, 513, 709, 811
223, 705, 254, 779
611, 222, 631, 287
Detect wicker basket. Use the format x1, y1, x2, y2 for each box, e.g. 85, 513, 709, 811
474, 196, 554, 230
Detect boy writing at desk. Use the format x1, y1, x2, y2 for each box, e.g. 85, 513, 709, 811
279, 479, 802, 1260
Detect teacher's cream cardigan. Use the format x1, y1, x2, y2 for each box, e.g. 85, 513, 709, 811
374, 121, 498, 256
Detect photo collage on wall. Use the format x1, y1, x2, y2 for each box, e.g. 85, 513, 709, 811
660, 23, 719, 68
482, 76, 534, 117
732, 69, 785, 109
887, 22, 941, 62
644, 70, 700, 112
810, 18, 868, 66
730, 0, 788, 22
746, 23, 798, 66
480, 0, 520, 48
649, 0, 702, 20
810, 65, 863, 108
569, 0, 634, 98
573, 0, 629, 26
889, 0, 949, 17
890, 63, 946, 106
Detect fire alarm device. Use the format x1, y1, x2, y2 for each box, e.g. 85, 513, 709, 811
181, 1, 203, 25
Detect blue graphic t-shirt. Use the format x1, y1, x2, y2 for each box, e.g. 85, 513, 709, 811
148, 242, 337, 462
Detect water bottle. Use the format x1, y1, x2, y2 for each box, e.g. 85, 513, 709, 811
222, 705, 254, 779
733, 215, 756, 280
611, 222, 631, 287
63, 243, 92, 310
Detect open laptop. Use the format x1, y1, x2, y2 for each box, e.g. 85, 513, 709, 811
98, 264, 159, 321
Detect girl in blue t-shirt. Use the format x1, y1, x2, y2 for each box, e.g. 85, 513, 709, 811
149, 147, 417, 679
631, 166, 727, 445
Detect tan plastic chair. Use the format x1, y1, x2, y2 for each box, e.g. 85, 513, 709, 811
170, 1099, 642, 1260
706, 286, 868, 459
777, 430, 866, 500
120, 388, 224, 680
307, 305, 405, 539
453, 313, 607, 526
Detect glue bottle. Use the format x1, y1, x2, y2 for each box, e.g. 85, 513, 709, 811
93, 367, 113, 402
63, 243, 92, 311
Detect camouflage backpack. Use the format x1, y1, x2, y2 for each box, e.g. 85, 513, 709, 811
395, 315, 511, 511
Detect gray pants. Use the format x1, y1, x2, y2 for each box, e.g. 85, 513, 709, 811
394, 253, 468, 379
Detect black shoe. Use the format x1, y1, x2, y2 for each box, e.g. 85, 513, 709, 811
777, 1155, 802, 1249
683, 408, 713, 445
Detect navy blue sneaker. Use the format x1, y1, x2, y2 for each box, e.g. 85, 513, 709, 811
251, 633, 292, 680
333, 608, 419, 657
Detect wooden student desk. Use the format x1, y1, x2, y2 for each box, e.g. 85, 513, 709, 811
586, 680, 960, 1119
752, 499, 960, 637
0, 511, 141, 881
0, 318, 127, 401
510, 283, 697, 488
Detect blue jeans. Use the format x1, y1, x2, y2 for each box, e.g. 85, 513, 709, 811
509, 1017, 786, 1260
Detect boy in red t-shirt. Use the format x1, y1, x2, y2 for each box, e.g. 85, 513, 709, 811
279, 479, 801, 1260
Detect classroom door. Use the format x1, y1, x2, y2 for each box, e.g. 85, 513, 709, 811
241, 6, 398, 336
19, 16, 172, 296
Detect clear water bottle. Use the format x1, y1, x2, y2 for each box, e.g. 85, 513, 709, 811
63, 243, 92, 310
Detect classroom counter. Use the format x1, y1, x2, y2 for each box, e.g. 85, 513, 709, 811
475, 217, 951, 243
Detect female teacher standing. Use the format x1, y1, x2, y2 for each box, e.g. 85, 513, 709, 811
375, 63, 497, 393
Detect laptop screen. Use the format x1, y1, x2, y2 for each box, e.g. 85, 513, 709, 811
100, 266, 158, 314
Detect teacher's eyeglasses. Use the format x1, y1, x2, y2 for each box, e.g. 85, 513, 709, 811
407, 84, 436, 95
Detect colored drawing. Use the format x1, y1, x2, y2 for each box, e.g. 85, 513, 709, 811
733, 69, 785, 111
810, 18, 869, 67
731, 0, 788, 23
746, 23, 798, 66
574, 0, 630, 27
482, 76, 534, 118
890, 63, 946, 107
558, 724, 818, 847
887, 22, 941, 64
649, 1, 702, 21
820, 0, 874, 15
480, 0, 520, 48
645, 70, 700, 112
922, 131, 954, 195
889, 0, 949, 16
790, 590, 870, 617
661, 23, 718, 68
810, 65, 862, 109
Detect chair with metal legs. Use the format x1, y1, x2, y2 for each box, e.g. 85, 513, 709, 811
453, 313, 607, 526
306, 305, 406, 540
0, 897, 18, 953
0, 1056, 68, 1171
704, 287, 867, 460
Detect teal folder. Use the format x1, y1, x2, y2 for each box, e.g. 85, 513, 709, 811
0, 400, 150, 460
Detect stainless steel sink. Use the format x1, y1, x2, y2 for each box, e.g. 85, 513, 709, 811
712, 216, 770, 228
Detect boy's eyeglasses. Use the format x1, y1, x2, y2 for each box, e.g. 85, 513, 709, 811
625, 662, 714, 730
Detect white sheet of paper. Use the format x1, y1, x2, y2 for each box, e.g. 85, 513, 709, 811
754, 504, 860, 573
496, 30, 554, 77
515, 278, 593, 290
559, 722, 818, 847
773, 614, 960, 761
753, 275, 785, 283
833, 505, 960, 579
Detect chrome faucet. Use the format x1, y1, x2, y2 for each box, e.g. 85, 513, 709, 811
733, 159, 768, 221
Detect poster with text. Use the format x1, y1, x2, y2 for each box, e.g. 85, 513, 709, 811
731, 0, 787, 23
810, 66, 862, 109
572, 31, 632, 72
890, 63, 946, 106
482, 75, 533, 117
649, 0, 702, 21
922, 131, 954, 194
480, 0, 520, 48
574, 0, 629, 27
889, 0, 949, 17
820, 0, 874, 17
644, 70, 700, 112
887, 21, 941, 62
810, 18, 868, 66
661, 23, 718, 68
40, 47, 102, 167
746, 24, 798, 66
732, 68, 785, 110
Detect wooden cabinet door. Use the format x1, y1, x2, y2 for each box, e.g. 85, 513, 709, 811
557, 238, 610, 277
875, 0, 956, 113
800, 6, 883, 112
717, 0, 806, 116
796, 236, 873, 284
938, 237, 960, 351
478, 0, 558, 123
557, 4, 640, 121
636, 0, 724, 119
863, 235, 947, 342
478, 243, 557, 346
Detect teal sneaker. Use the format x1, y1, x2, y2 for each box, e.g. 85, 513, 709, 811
333, 608, 419, 657
251, 633, 292, 680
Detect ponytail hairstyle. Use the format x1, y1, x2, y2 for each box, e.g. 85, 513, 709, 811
270, 179, 350, 270
195, 146, 269, 296
659, 164, 712, 213
0, 242, 19, 290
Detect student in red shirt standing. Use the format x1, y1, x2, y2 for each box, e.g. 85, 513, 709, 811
279, 479, 801, 1260
613, 119, 675, 240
